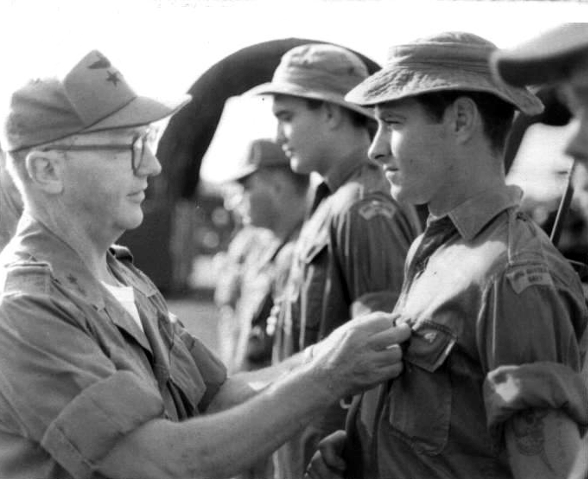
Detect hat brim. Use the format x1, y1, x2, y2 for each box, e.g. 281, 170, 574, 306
84, 93, 192, 133
246, 81, 374, 119
345, 66, 544, 116
491, 24, 588, 87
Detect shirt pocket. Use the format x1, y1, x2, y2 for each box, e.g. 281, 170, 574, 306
168, 337, 206, 416
387, 319, 457, 455
300, 234, 329, 334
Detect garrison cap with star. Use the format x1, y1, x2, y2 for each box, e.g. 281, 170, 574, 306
0, 50, 191, 152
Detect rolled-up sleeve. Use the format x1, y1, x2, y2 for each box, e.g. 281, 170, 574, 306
484, 362, 588, 439
478, 263, 588, 442
0, 292, 165, 479
42, 371, 163, 479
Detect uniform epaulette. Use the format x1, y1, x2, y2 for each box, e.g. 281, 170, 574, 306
0, 261, 52, 295
109, 244, 134, 262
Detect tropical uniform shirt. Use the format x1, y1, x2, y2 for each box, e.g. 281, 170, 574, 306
233, 222, 303, 372
0, 214, 227, 479
346, 185, 588, 479
272, 154, 422, 479
214, 226, 276, 369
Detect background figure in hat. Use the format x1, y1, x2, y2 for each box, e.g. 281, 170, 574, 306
221, 138, 309, 376
214, 137, 309, 479
492, 22, 588, 479
249, 43, 422, 479
308, 31, 588, 479
0, 50, 414, 479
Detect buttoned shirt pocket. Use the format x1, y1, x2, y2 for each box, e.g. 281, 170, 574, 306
387, 320, 457, 455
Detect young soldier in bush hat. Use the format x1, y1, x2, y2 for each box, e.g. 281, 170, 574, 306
0, 49, 414, 479
249, 43, 422, 479
492, 22, 588, 479
307, 31, 588, 479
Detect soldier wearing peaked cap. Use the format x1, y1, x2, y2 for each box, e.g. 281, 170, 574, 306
0, 50, 415, 479
492, 22, 588, 479
248, 43, 422, 479
307, 31, 588, 479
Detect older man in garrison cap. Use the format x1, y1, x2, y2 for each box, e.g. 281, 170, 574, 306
0, 50, 414, 479
248, 43, 422, 479
307, 31, 588, 479
492, 23, 588, 479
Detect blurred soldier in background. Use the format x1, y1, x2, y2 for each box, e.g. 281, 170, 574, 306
213, 213, 275, 368
492, 22, 588, 479
249, 43, 422, 478
221, 138, 309, 374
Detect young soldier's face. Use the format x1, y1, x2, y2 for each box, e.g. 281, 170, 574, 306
369, 97, 452, 207
272, 96, 330, 176
562, 58, 588, 167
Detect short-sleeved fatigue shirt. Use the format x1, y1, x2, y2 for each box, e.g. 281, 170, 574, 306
272, 155, 422, 479
347, 185, 588, 479
0, 215, 227, 479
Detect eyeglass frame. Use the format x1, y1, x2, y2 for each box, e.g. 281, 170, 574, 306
40, 129, 156, 173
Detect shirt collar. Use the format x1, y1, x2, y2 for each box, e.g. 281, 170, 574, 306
442, 185, 523, 241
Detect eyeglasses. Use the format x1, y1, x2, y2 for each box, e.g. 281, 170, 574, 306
42, 129, 157, 173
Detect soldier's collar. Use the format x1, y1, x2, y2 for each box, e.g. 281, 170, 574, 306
446, 185, 522, 241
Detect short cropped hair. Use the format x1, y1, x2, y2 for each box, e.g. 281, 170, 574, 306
414, 91, 516, 153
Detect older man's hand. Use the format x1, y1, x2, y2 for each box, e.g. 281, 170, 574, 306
307, 312, 411, 400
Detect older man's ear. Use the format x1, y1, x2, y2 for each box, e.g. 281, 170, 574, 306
25, 150, 66, 195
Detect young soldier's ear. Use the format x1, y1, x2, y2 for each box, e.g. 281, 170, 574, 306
25, 150, 66, 194
323, 102, 345, 129
451, 96, 478, 144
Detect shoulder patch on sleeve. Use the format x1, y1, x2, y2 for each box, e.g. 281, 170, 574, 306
506, 265, 554, 295
358, 200, 396, 220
